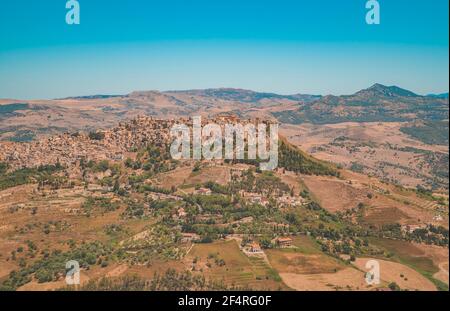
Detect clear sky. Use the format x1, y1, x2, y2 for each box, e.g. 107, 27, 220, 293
0, 0, 448, 99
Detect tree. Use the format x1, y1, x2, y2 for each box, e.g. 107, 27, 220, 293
388, 282, 401, 291
35, 269, 53, 283
125, 158, 133, 168
193, 162, 201, 172
259, 237, 272, 249
88, 131, 105, 141
0, 162, 8, 175
113, 179, 120, 193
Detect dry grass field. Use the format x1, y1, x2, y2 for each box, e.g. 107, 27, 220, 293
353, 258, 437, 291
413, 243, 449, 285
368, 238, 448, 289
185, 240, 287, 290
265, 236, 370, 291
279, 268, 368, 291
301, 175, 370, 213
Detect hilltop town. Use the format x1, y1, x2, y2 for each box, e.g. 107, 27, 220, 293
0, 116, 175, 171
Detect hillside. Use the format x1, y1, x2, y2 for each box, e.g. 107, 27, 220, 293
278, 138, 339, 177
0, 115, 447, 291
273, 84, 449, 125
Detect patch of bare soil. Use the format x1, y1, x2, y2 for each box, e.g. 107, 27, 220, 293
302, 175, 370, 212
153, 166, 194, 189
279, 268, 369, 291
187, 165, 231, 186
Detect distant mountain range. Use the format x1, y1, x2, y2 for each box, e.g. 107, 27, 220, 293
55, 84, 449, 126
273, 84, 449, 125
0, 83, 448, 143
59, 84, 446, 103
167, 88, 322, 103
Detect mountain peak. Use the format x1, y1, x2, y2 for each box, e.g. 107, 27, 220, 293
368, 83, 388, 90
361, 83, 418, 97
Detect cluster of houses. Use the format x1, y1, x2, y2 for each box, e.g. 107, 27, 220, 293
0, 116, 176, 171
240, 191, 270, 206
276, 195, 306, 207
147, 192, 183, 202
245, 237, 294, 255
239, 191, 306, 208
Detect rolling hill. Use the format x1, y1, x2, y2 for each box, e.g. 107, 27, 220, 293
273, 84, 449, 125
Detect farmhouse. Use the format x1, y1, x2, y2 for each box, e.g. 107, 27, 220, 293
249, 243, 263, 253
402, 224, 427, 234
241, 191, 270, 207
277, 195, 305, 207
148, 192, 183, 201
275, 237, 293, 248
181, 233, 200, 243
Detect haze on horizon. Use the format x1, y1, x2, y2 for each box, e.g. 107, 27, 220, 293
0, 0, 448, 100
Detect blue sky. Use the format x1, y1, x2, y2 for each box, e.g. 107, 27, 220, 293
0, 0, 448, 99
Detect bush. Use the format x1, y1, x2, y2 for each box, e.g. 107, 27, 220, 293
88, 132, 105, 141
388, 282, 401, 291
0, 162, 8, 175
35, 269, 53, 283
